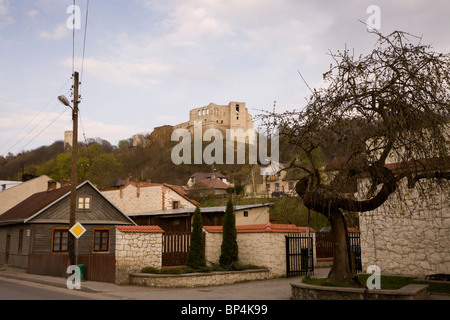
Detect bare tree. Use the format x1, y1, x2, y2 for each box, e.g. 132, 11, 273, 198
262, 31, 450, 286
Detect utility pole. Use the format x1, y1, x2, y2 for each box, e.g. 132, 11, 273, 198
68, 71, 79, 266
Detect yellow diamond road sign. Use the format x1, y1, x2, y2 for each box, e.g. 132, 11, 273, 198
69, 222, 86, 239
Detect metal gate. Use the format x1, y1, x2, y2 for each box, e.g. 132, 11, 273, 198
349, 232, 362, 273
285, 233, 314, 277
162, 231, 190, 267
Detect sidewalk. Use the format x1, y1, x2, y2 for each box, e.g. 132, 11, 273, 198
0, 266, 329, 300
1, 266, 448, 300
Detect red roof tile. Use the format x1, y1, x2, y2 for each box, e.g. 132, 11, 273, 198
115, 225, 164, 233
0, 185, 72, 223
203, 223, 316, 233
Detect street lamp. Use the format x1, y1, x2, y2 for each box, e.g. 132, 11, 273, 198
58, 95, 71, 108
58, 71, 79, 266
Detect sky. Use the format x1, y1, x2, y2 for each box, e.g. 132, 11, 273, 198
0, 0, 449, 157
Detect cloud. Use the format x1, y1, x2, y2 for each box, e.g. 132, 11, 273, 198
26, 9, 39, 18
0, 107, 145, 155
39, 23, 69, 40
163, 3, 234, 46
0, 0, 13, 29
62, 56, 173, 87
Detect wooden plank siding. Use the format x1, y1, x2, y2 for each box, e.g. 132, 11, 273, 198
0, 181, 134, 283
28, 254, 116, 283
32, 183, 132, 225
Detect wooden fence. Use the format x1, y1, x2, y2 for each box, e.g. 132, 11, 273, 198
28, 254, 116, 283
162, 231, 191, 267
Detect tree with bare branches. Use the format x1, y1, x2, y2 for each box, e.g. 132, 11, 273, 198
261, 31, 450, 286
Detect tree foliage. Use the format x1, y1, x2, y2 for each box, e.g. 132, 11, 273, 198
261, 30, 450, 286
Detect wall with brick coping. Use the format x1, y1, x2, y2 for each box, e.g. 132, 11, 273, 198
115, 226, 163, 284
204, 223, 316, 277
359, 179, 450, 277
114, 223, 316, 285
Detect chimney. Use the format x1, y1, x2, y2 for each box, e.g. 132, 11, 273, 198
60, 179, 70, 187
47, 180, 57, 191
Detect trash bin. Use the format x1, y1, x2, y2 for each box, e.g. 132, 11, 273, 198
77, 264, 85, 281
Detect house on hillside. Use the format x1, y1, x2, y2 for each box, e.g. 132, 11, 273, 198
244, 163, 299, 198
101, 180, 198, 215
187, 172, 231, 187
0, 175, 61, 215
186, 177, 231, 199
0, 180, 135, 282
129, 203, 273, 232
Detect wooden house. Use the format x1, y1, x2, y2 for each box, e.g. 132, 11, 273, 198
0, 180, 135, 283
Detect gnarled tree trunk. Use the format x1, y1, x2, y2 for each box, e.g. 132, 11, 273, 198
326, 208, 360, 286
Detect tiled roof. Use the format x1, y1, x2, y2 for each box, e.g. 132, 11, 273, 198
115, 225, 164, 233
193, 178, 230, 190
190, 172, 227, 180
0, 185, 72, 223
203, 223, 316, 233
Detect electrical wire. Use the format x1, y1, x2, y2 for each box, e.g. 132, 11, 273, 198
0, 80, 72, 155
72, 0, 76, 76
2, 1, 91, 156
80, 0, 90, 85
14, 106, 70, 154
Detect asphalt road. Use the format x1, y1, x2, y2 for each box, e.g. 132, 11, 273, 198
0, 278, 98, 300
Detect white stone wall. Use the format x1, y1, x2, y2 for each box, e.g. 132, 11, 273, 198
204, 229, 316, 277
359, 179, 450, 277
115, 229, 163, 284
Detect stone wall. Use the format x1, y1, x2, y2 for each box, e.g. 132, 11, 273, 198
115, 225, 163, 284
291, 283, 429, 300
204, 223, 316, 277
129, 269, 270, 288
359, 179, 449, 277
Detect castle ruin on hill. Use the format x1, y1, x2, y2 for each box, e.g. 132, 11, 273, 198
133, 102, 254, 147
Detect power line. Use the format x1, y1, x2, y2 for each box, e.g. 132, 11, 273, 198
14, 107, 70, 154
72, 0, 76, 75
0, 79, 72, 155
80, 0, 90, 85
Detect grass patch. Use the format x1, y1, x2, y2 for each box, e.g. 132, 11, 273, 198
140, 263, 263, 275
302, 274, 450, 294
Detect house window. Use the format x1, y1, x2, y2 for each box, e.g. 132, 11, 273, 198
18, 229, 24, 254
78, 196, 91, 210
173, 201, 180, 209
275, 183, 280, 191
52, 229, 69, 253
243, 211, 249, 217
266, 184, 270, 191
93, 229, 109, 252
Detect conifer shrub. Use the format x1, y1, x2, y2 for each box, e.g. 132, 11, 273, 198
186, 206, 206, 269
219, 197, 238, 267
